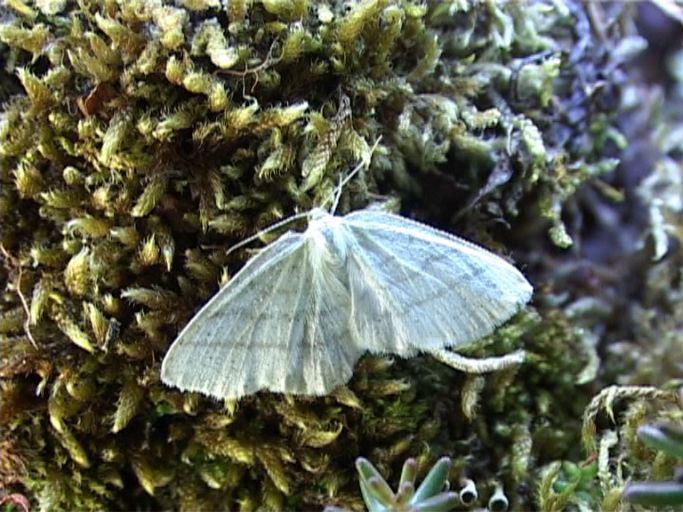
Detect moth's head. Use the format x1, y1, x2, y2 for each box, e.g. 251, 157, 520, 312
307, 208, 341, 238
309, 207, 330, 222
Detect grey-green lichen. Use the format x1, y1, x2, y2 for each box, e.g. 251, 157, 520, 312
535, 6, 683, 510
0, 0, 655, 510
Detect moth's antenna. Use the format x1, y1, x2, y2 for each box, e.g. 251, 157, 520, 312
326, 136, 383, 214
225, 211, 310, 256
226, 138, 381, 256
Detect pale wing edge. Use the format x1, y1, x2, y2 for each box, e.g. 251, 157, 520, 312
160, 233, 306, 394
343, 209, 533, 297
343, 215, 532, 351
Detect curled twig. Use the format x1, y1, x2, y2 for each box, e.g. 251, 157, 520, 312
217, 39, 282, 94
0, 244, 38, 349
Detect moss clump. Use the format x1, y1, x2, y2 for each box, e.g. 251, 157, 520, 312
0, 0, 637, 510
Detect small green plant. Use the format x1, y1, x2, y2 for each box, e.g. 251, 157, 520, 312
354, 456, 458, 512
623, 423, 683, 508
553, 461, 600, 503
0, 493, 30, 512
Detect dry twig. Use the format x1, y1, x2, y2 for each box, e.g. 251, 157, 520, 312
0, 244, 38, 349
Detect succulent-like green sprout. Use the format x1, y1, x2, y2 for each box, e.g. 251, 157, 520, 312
354, 456, 459, 512
623, 423, 683, 508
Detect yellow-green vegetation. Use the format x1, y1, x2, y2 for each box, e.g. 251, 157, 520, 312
0, 0, 671, 510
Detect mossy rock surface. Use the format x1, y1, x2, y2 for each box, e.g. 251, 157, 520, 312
0, 1, 664, 510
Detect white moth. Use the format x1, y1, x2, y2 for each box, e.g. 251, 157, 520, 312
161, 207, 533, 399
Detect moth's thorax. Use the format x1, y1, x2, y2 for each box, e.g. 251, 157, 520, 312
305, 208, 348, 262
